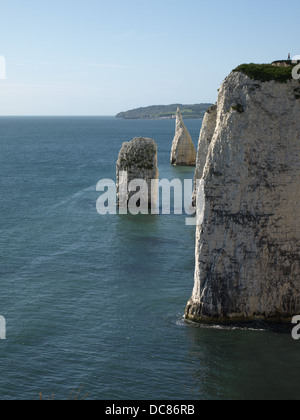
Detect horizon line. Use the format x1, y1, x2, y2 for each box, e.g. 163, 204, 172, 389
0, 114, 117, 117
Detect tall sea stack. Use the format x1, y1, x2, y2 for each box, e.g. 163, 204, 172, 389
192, 104, 217, 206
186, 65, 300, 323
170, 108, 196, 166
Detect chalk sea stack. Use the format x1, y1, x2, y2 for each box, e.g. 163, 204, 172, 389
186, 64, 300, 324
116, 137, 159, 208
170, 108, 196, 166
192, 104, 217, 206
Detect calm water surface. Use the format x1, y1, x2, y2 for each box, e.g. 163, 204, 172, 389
0, 117, 299, 400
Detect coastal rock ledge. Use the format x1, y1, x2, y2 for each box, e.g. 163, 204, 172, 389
170, 108, 196, 166
186, 67, 300, 324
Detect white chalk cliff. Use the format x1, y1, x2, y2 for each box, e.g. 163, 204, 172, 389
170, 108, 196, 166
116, 137, 159, 208
186, 68, 300, 323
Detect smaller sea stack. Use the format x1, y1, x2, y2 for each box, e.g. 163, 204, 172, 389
116, 137, 159, 208
170, 108, 196, 166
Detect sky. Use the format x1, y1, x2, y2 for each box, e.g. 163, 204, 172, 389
0, 0, 299, 115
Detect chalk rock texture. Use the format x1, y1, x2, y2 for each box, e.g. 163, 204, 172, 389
116, 137, 159, 207
170, 108, 196, 166
192, 104, 217, 206
186, 70, 300, 323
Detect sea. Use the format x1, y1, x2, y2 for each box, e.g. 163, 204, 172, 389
0, 116, 299, 400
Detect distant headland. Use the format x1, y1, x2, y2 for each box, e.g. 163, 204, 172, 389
116, 104, 213, 120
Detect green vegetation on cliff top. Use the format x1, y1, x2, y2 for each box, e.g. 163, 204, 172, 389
116, 103, 213, 119
233, 63, 298, 83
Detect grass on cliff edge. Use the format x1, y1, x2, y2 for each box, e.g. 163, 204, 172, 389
233, 63, 297, 83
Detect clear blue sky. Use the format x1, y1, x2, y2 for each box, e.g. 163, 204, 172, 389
0, 0, 299, 115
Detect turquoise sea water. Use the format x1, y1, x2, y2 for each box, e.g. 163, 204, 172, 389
0, 116, 299, 400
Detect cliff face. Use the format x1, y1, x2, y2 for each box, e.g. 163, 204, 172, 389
116, 137, 159, 208
170, 108, 196, 166
186, 70, 300, 323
